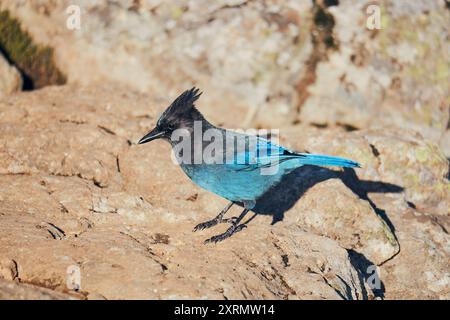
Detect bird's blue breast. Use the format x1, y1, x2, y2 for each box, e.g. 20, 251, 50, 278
180, 162, 297, 202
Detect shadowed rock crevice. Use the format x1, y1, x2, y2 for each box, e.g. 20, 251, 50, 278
119, 231, 169, 273
323, 0, 339, 6
347, 249, 385, 299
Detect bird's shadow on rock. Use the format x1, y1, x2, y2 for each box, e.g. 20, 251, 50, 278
244, 165, 403, 299
250, 165, 403, 231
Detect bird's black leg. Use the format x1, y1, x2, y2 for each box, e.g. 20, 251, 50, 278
204, 208, 250, 244
193, 202, 234, 232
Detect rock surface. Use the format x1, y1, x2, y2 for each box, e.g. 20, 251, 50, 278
0, 85, 448, 300
1, 0, 449, 153
0, 53, 22, 96
0, 0, 449, 300
0, 279, 78, 300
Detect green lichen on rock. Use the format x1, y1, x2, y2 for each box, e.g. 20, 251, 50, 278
0, 10, 66, 90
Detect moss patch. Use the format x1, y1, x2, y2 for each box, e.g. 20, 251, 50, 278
0, 10, 66, 90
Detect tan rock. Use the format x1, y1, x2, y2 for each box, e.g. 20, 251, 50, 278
299, 0, 450, 150
0, 84, 448, 300
282, 178, 399, 265
2, 0, 448, 153
0, 53, 22, 96
0, 0, 446, 301
288, 127, 450, 216
0, 0, 312, 128
0, 85, 374, 299
0, 279, 79, 300
0, 259, 18, 281
368, 193, 450, 299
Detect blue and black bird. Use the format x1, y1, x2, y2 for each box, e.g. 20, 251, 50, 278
138, 88, 360, 243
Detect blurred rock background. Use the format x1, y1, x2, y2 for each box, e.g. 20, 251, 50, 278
0, 0, 449, 299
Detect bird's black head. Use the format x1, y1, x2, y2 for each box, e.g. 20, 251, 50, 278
138, 87, 208, 144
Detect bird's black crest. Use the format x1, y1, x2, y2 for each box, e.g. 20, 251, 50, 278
165, 87, 202, 115
157, 87, 208, 130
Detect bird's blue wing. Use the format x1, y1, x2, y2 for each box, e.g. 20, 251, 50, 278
225, 136, 297, 171
223, 134, 360, 171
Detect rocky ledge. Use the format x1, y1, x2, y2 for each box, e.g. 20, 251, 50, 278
0, 85, 448, 299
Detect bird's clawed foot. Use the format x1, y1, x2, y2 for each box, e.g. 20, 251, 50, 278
193, 218, 219, 232
193, 216, 238, 232
194, 205, 250, 243
204, 223, 247, 244
222, 217, 239, 224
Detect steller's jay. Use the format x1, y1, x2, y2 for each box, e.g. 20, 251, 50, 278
138, 88, 360, 243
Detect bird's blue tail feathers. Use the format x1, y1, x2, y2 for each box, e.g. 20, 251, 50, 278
296, 153, 360, 168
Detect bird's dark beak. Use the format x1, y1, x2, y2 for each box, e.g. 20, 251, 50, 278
138, 127, 165, 144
